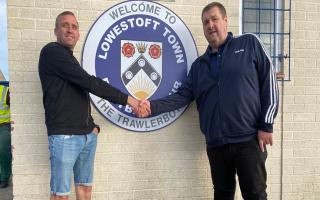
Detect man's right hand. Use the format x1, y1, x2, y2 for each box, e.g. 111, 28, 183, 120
135, 99, 151, 118
127, 96, 151, 117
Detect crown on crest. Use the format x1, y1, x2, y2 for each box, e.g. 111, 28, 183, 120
136, 42, 147, 53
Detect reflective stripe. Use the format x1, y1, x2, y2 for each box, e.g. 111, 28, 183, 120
0, 114, 10, 118
0, 85, 10, 123
0, 106, 9, 110
0, 86, 8, 104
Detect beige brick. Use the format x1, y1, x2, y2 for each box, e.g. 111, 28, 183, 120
20, 8, 50, 19
292, 11, 306, 20
305, 59, 318, 68
295, 21, 320, 31
306, 30, 320, 40
36, 19, 54, 30
283, 86, 305, 95
293, 139, 319, 148
283, 193, 304, 200
284, 104, 305, 112
304, 122, 320, 133
317, 41, 320, 49
292, 58, 305, 68
305, 104, 320, 114
8, 39, 37, 50
294, 77, 320, 86
35, 0, 63, 8
306, 40, 317, 49
77, 21, 95, 32
21, 29, 50, 41
293, 166, 317, 175
8, 29, 21, 40
292, 48, 319, 58
284, 122, 305, 131
8, 18, 36, 29
50, 9, 75, 20
181, 0, 208, 6
8, 0, 35, 7
293, 148, 319, 157
8, 7, 19, 18
306, 86, 320, 95
283, 156, 306, 166
12, 81, 41, 93
291, 30, 306, 39
91, 0, 114, 11
108, 191, 134, 200
64, 0, 91, 10
12, 124, 43, 135
9, 71, 24, 81
294, 40, 308, 49
171, 5, 195, 16
284, 129, 295, 139
305, 68, 320, 77
12, 103, 43, 114
14, 144, 48, 155
78, 10, 101, 21
22, 71, 39, 81
9, 60, 38, 72
13, 174, 48, 185
21, 51, 39, 62
308, 2, 320, 11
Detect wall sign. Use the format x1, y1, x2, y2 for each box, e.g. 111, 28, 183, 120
82, 0, 198, 131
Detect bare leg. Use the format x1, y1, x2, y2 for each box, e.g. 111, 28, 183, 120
75, 185, 92, 200
50, 194, 69, 200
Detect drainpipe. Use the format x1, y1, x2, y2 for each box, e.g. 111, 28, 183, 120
274, 1, 285, 200
274, 0, 285, 73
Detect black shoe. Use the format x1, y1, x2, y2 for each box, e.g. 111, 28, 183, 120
0, 180, 9, 188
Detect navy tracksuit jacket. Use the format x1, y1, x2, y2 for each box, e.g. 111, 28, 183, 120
150, 32, 279, 148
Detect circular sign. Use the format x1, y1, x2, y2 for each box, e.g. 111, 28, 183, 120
82, 0, 198, 131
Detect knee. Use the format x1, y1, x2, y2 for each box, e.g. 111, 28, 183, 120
81, 185, 92, 193
76, 184, 92, 193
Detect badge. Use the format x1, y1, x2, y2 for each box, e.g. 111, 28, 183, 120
82, 0, 198, 131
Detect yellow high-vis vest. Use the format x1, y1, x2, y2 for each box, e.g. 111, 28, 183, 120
0, 85, 10, 124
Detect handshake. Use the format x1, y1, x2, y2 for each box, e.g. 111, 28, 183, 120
128, 96, 151, 118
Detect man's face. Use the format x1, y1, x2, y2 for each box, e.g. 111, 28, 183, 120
202, 6, 228, 49
54, 14, 80, 50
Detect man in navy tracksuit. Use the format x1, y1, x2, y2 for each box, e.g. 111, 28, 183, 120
137, 2, 279, 199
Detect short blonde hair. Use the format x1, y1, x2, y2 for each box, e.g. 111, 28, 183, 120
55, 11, 77, 28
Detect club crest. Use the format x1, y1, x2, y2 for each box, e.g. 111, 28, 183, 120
121, 40, 162, 100
82, 0, 198, 131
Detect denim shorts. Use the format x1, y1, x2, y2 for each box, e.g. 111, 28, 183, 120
48, 132, 97, 196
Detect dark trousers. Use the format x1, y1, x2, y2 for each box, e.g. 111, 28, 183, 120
207, 137, 267, 200
0, 124, 11, 182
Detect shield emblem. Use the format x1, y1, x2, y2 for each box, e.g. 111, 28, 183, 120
121, 40, 162, 100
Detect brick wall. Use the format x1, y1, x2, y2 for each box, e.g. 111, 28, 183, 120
8, 0, 320, 199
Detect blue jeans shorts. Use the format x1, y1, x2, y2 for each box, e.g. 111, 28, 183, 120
48, 132, 97, 196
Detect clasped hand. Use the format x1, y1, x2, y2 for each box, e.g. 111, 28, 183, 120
135, 99, 151, 118
127, 96, 151, 117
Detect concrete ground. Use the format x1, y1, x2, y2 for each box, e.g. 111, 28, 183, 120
0, 178, 13, 200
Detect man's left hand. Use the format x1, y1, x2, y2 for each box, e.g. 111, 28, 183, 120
93, 127, 99, 136
258, 130, 273, 152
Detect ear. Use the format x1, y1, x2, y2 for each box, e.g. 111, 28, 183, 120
54, 28, 57, 37
224, 15, 228, 23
